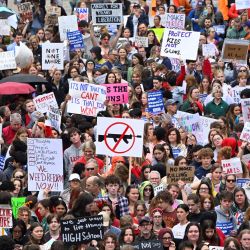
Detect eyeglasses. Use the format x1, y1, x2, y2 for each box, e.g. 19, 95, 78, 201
144, 188, 152, 192
86, 168, 95, 171
239, 69, 247, 72
162, 237, 172, 240
153, 215, 162, 218
226, 179, 236, 183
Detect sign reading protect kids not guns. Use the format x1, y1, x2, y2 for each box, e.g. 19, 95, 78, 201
96, 117, 144, 157
68, 81, 106, 117
27, 138, 64, 192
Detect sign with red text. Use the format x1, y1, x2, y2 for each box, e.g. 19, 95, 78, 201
240, 122, 250, 143
101, 83, 128, 104
68, 81, 106, 117
161, 13, 185, 30
27, 138, 64, 191
0, 205, 12, 228
33, 92, 59, 113
96, 117, 144, 157
161, 29, 200, 60
17, 2, 32, 23
74, 8, 89, 21
221, 157, 242, 175
241, 98, 250, 123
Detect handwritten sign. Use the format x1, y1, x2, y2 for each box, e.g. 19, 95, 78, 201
235, 0, 250, 10
33, 92, 59, 114
230, 86, 250, 104
202, 43, 217, 57
46, 106, 61, 133
42, 43, 64, 70
237, 178, 250, 188
169, 57, 181, 72
214, 25, 225, 35
133, 240, 163, 250
240, 122, 250, 143
221, 157, 242, 175
91, 3, 122, 25
147, 91, 165, 115
11, 197, 26, 219
17, 2, 32, 23
0, 51, 16, 70
162, 13, 185, 29
0, 205, 12, 228
222, 39, 249, 65
95, 73, 107, 85
58, 15, 78, 42
209, 247, 224, 250
167, 165, 194, 184
135, 36, 148, 47
68, 81, 106, 117
0, 20, 10, 35
74, 8, 89, 21
45, 6, 61, 25
27, 138, 64, 191
241, 98, 250, 123
61, 216, 103, 244
161, 29, 200, 60
67, 30, 84, 51
103, 83, 128, 104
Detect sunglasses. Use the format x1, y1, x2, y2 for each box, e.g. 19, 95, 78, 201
239, 69, 247, 72
144, 188, 152, 192
226, 179, 236, 183
15, 175, 24, 179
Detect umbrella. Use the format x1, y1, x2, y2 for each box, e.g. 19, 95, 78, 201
0, 6, 16, 19
0, 74, 48, 84
0, 82, 35, 95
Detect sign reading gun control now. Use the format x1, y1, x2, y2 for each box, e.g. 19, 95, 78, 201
96, 117, 144, 157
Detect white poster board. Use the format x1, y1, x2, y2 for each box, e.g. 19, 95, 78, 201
0, 20, 10, 35
235, 0, 250, 10
162, 13, 185, 29
240, 122, 250, 143
221, 157, 243, 175
0, 51, 16, 70
96, 117, 144, 157
58, 15, 78, 41
42, 43, 64, 70
230, 86, 250, 104
134, 36, 149, 47
161, 29, 200, 60
67, 81, 106, 117
33, 92, 59, 114
202, 43, 217, 57
241, 98, 250, 123
46, 106, 61, 133
27, 138, 64, 191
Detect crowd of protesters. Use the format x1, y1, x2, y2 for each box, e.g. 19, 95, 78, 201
0, 0, 250, 250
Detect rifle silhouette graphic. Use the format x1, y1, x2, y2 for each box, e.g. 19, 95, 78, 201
98, 134, 142, 144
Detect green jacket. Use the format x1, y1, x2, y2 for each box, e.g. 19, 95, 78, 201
226, 27, 246, 39
205, 99, 229, 118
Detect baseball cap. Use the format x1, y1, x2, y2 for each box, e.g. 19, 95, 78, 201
69, 173, 80, 182
165, 99, 178, 107
177, 6, 185, 12
244, 20, 250, 28
139, 216, 151, 225
133, 3, 141, 8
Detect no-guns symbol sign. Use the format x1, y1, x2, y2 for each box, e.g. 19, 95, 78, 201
96, 117, 144, 157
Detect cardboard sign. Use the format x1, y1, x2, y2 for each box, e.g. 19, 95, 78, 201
222, 39, 249, 64
46, 106, 61, 133
167, 165, 194, 184
147, 91, 165, 115
68, 81, 106, 117
42, 43, 64, 70
161, 13, 185, 29
235, 0, 250, 10
103, 83, 128, 104
58, 15, 78, 41
91, 3, 122, 25
67, 30, 84, 51
133, 240, 163, 250
221, 157, 242, 175
241, 98, 250, 123
202, 43, 217, 57
237, 178, 250, 188
96, 117, 144, 157
45, 6, 61, 25
61, 216, 103, 244
11, 197, 26, 219
33, 92, 59, 114
17, 2, 32, 23
74, 8, 89, 21
161, 29, 200, 60
241, 122, 250, 143
135, 36, 149, 47
0, 205, 12, 228
0, 20, 10, 35
27, 138, 64, 191
0, 51, 17, 70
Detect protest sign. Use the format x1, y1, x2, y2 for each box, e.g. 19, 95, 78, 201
17, 2, 32, 23
0, 20, 10, 35
45, 6, 61, 25
169, 57, 181, 72
134, 36, 148, 47
102, 83, 128, 104
33, 92, 59, 114
147, 91, 165, 115
58, 15, 78, 41
240, 122, 250, 143
221, 157, 242, 175
222, 39, 249, 65
0, 51, 17, 70
91, 3, 122, 25
95, 73, 107, 85
241, 98, 250, 123
133, 240, 163, 250
235, 0, 250, 10
74, 8, 88, 21
167, 165, 194, 184
230, 86, 250, 104
46, 106, 61, 133
237, 178, 250, 188
209, 247, 224, 250
27, 138, 64, 191
67, 30, 84, 51
42, 43, 64, 70
213, 25, 225, 35
96, 117, 144, 157
0, 205, 12, 228
162, 13, 185, 29
161, 29, 200, 60
68, 81, 106, 117
149, 28, 165, 42
242, 154, 250, 166
61, 215, 103, 244
202, 43, 217, 57
11, 197, 26, 219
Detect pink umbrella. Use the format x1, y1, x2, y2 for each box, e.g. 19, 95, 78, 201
0, 82, 35, 95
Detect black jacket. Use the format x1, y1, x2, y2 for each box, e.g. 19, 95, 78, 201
126, 13, 149, 37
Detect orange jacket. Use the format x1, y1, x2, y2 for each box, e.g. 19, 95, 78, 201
173, 0, 192, 15
218, 0, 229, 20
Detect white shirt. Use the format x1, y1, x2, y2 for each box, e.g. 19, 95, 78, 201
172, 222, 189, 239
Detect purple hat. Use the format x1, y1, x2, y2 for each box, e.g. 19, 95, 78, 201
244, 21, 250, 28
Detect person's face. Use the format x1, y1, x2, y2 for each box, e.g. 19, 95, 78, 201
148, 32, 155, 42
118, 48, 127, 58
228, 241, 237, 249
205, 228, 214, 240
128, 188, 139, 203
226, 175, 236, 189
167, 103, 177, 115
199, 184, 209, 195
26, 101, 35, 114
154, 17, 160, 25
143, 167, 150, 180
177, 207, 188, 222
135, 85, 142, 94
191, 89, 200, 100
53, 71, 62, 81
101, 36, 110, 46
212, 168, 222, 181
187, 200, 199, 213
13, 225, 22, 240
86, 179, 97, 194
107, 73, 116, 84
49, 217, 60, 231
241, 233, 250, 249
138, 24, 147, 34
102, 205, 111, 216
124, 229, 133, 244
212, 135, 223, 147
55, 204, 66, 217
139, 222, 152, 235
203, 198, 212, 210
201, 157, 212, 168
84, 147, 94, 160
149, 173, 160, 186
159, 7, 165, 14
205, 19, 212, 28
45, 31, 52, 41
37, 30, 44, 39
221, 199, 232, 211
138, 48, 146, 57
187, 135, 197, 146
19, 211, 29, 224
153, 211, 162, 225
239, 77, 247, 86
209, 28, 215, 36
70, 132, 81, 144
235, 191, 245, 205
136, 205, 145, 217
187, 225, 200, 242
216, 73, 225, 83
209, 130, 218, 142
168, 6, 175, 13
105, 236, 116, 250
15, 35, 22, 44
162, 232, 172, 247
154, 149, 164, 161
132, 56, 139, 65
70, 68, 78, 78
69, 179, 81, 189
32, 226, 43, 240
169, 186, 179, 200
147, 125, 154, 136
13, 180, 21, 194
123, 29, 131, 38
168, 131, 177, 143
19, 132, 28, 143
153, 80, 162, 90
141, 94, 147, 105
233, 106, 241, 117
187, 62, 196, 72
178, 159, 187, 167
106, 183, 119, 196
38, 204, 47, 217
86, 162, 98, 177
132, 74, 141, 84
202, 78, 210, 89
234, 21, 241, 30
143, 185, 153, 197
199, 35, 206, 46
214, 90, 222, 99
